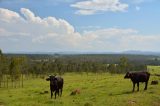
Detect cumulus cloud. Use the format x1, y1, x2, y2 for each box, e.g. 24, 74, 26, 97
0, 8, 160, 52
71, 0, 128, 15
82, 28, 160, 51
0, 8, 97, 50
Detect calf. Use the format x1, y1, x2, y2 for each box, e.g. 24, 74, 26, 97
46, 75, 63, 99
124, 71, 150, 92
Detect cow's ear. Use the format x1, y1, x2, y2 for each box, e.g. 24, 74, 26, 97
126, 72, 129, 75
46, 78, 50, 81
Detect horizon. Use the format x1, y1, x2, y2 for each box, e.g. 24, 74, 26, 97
0, 0, 160, 53
3, 50, 160, 55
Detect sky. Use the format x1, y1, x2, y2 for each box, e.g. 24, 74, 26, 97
0, 0, 160, 53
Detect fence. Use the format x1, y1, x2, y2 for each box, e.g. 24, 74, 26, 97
0, 74, 24, 88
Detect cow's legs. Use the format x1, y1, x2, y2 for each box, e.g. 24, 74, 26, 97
137, 82, 139, 91
55, 90, 59, 99
57, 90, 59, 96
132, 83, 135, 92
51, 90, 53, 99
144, 81, 148, 90
60, 89, 63, 97
55, 91, 57, 99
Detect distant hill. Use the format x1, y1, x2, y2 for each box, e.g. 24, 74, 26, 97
4, 50, 160, 56
122, 50, 160, 56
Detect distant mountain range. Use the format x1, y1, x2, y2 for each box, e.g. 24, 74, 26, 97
122, 50, 160, 56
4, 50, 160, 56
54, 50, 160, 56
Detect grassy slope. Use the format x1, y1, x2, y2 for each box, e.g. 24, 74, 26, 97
0, 66, 160, 106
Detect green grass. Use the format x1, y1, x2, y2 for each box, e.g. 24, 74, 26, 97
0, 66, 160, 106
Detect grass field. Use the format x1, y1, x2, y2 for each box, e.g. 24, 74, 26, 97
0, 66, 160, 106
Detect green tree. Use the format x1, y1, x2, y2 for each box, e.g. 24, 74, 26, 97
0, 49, 3, 87
9, 57, 22, 87
0, 49, 8, 87
118, 57, 129, 73
108, 64, 117, 73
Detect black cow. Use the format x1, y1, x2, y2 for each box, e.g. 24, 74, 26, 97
46, 75, 63, 99
124, 71, 150, 92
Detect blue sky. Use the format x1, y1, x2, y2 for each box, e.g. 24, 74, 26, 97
0, 0, 160, 53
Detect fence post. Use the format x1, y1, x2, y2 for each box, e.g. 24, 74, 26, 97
12, 78, 13, 88
22, 74, 23, 88
0, 79, 1, 88
3, 75, 5, 88
7, 77, 8, 88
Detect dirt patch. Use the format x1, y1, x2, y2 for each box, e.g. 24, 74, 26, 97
127, 100, 137, 106
70, 89, 81, 95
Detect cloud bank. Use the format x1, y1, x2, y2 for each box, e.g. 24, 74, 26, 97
0, 8, 159, 52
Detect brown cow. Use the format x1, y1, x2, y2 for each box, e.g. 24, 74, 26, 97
124, 71, 150, 92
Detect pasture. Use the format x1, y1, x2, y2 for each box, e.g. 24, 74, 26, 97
0, 66, 160, 106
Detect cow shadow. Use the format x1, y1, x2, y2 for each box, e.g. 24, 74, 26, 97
108, 91, 133, 96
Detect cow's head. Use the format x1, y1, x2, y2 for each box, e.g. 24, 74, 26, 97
46, 75, 57, 85
124, 72, 132, 79
46, 75, 51, 81
46, 75, 56, 80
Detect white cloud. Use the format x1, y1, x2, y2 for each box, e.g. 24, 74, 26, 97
0, 8, 96, 50
75, 9, 96, 15
71, 0, 128, 15
82, 28, 160, 51
0, 8, 160, 52
0, 8, 23, 23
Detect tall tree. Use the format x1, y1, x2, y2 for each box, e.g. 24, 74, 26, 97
108, 64, 117, 73
118, 57, 129, 73
0, 49, 8, 87
0, 49, 3, 87
9, 57, 22, 88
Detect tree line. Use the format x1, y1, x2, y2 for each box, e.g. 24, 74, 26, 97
1, 49, 159, 88
0, 49, 28, 88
